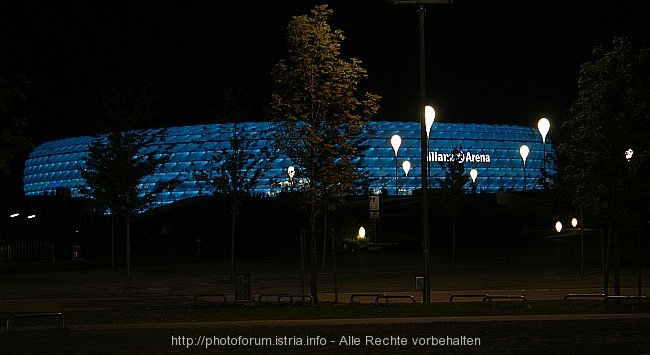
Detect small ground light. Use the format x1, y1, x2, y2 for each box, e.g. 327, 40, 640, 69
555, 221, 562, 233
358, 226, 366, 239
571, 218, 578, 228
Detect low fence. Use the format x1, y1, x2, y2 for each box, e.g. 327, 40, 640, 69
0, 242, 55, 263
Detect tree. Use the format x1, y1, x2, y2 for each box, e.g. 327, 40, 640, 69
268, 5, 380, 302
0, 74, 31, 177
556, 37, 650, 296
193, 88, 271, 281
436, 147, 470, 265
80, 84, 177, 288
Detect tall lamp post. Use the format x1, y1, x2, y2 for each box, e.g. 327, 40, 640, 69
390, 0, 450, 305
425, 105, 436, 187
391, 134, 402, 195
537, 118, 550, 179
625, 148, 642, 297
287, 166, 295, 190
572, 216, 584, 278
402, 160, 411, 194
469, 168, 478, 194
519, 144, 529, 190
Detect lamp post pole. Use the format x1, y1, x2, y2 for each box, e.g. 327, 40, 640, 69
425, 105, 435, 189
391, 134, 402, 195
390, 0, 450, 304
470, 168, 478, 195
403, 160, 411, 193
625, 149, 642, 297
417, 3, 431, 305
519, 144, 529, 191
537, 118, 550, 185
287, 166, 295, 191
570, 216, 583, 278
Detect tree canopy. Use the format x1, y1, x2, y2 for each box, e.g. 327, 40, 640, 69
192, 88, 272, 279
268, 5, 380, 303
81, 84, 175, 217
80, 84, 177, 288
556, 37, 650, 221
269, 4, 380, 211
0, 74, 31, 177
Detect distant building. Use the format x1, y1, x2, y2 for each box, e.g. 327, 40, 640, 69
24, 121, 555, 209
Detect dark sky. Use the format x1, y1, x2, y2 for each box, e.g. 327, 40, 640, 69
1, 0, 649, 145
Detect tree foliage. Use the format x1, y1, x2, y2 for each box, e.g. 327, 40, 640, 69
556, 38, 650, 221
0, 74, 31, 176
81, 84, 176, 217
80, 84, 177, 288
436, 147, 470, 264
193, 126, 270, 210
194, 88, 271, 209
268, 5, 380, 302
269, 4, 380, 217
436, 147, 470, 223
192, 88, 272, 278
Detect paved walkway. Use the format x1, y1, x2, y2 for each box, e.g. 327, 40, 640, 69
64, 313, 650, 331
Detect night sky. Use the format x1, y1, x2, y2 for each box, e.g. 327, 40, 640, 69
1, 0, 649, 145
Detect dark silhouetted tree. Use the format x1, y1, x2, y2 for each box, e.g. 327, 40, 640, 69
557, 38, 650, 296
193, 88, 271, 281
436, 147, 470, 265
0, 74, 31, 177
80, 84, 177, 288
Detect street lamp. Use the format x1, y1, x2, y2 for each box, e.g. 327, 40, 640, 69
390, 0, 451, 306
425, 106, 435, 139
425, 105, 435, 187
572, 215, 584, 277
391, 134, 402, 195
555, 221, 563, 233
537, 118, 550, 181
519, 144, 530, 190
624, 148, 642, 296
469, 168, 478, 194
402, 160, 411, 194
358, 226, 366, 239
287, 166, 295, 188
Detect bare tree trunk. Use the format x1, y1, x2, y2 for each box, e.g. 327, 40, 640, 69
452, 219, 457, 266
230, 211, 237, 281
614, 224, 621, 296
310, 204, 318, 303
600, 223, 606, 296
330, 213, 338, 303
111, 213, 115, 270
604, 224, 612, 297
321, 221, 327, 272
126, 216, 131, 289
638, 215, 643, 297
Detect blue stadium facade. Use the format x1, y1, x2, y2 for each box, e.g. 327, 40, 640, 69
24, 121, 554, 208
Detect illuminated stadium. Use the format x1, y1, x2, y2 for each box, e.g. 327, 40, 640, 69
23, 121, 555, 208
